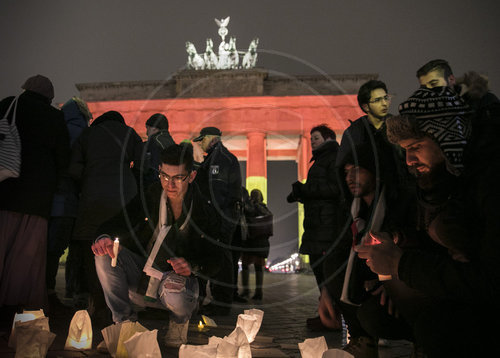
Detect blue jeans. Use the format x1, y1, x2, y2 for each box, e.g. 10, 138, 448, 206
95, 247, 199, 323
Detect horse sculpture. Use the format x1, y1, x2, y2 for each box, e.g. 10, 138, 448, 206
204, 38, 218, 70
186, 41, 205, 70
242, 38, 259, 69
228, 37, 239, 69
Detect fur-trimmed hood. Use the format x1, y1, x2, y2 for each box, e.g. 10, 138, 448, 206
456, 71, 490, 100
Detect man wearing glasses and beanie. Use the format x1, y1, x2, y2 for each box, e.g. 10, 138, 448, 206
92, 143, 223, 348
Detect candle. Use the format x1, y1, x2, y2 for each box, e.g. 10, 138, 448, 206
197, 320, 205, 332
111, 237, 119, 267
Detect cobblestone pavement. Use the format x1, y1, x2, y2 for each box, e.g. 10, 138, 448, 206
0, 268, 413, 357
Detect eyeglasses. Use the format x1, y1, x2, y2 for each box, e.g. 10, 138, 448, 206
158, 171, 190, 185
369, 95, 392, 104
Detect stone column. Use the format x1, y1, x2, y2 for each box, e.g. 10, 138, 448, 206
296, 133, 311, 261
246, 131, 267, 202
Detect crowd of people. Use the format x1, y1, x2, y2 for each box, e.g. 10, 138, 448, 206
0, 57, 499, 357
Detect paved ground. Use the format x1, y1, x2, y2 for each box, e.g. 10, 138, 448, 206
0, 268, 413, 357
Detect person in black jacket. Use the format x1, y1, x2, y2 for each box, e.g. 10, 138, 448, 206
69, 110, 143, 318
335, 80, 408, 196
92, 143, 223, 347
0, 75, 70, 325
141, 113, 176, 188
193, 126, 242, 316
241, 189, 273, 300
287, 124, 347, 329
357, 87, 500, 357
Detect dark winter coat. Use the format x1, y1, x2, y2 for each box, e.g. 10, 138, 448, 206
69, 111, 143, 240
0, 91, 70, 219
398, 160, 500, 307
195, 141, 242, 243
288, 140, 346, 255
50, 99, 89, 218
243, 200, 273, 258
142, 130, 176, 187
336, 115, 408, 195
97, 182, 225, 277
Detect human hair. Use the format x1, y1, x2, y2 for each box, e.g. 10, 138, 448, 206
357, 80, 388, 112
160, 143, 194, 172
310, 124, 336, 141
416, 59, 453, 79
385, 115, 427, 144
250, 189, 264, 203
146, 113, 169, 130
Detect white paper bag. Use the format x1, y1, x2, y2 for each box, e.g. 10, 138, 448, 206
123, 329, 161, 358
240, 308, 264, 343
322, 349, 354, 358
102, 322, 123, 357
9, 315, 50, 349
14, 326, 56, 358
209, 336, 239, 358
116, 321, 148, 358
64, 310, 92, 350
9, 310, 48, 348
299, 336, 328, 358
179, 344, 218, 357
226, 327, 251, 358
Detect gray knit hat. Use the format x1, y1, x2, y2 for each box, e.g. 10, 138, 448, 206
395, 86, 472, 174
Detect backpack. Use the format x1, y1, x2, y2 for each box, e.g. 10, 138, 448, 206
0, 96, 21, 182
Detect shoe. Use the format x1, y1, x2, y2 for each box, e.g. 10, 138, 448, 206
240, 289, 250, 298
164, 320, 189, 348
233, 294, 248, 303
343, 336, 379, 358
251, 292, 262, 301
198, 303, 231, 316
48, 293, 74, 317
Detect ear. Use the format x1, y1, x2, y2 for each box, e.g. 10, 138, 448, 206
188, 170, 197, 183
448, 74, 456, 86
362, 103, 369, 113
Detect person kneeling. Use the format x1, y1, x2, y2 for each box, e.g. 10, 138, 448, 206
91, 143, 223, 348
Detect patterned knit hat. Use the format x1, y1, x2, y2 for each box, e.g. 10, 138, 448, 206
398, 86, 472, 174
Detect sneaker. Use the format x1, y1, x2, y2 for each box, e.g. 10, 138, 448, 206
164, 320, 189, 348
343, 336, 379, 358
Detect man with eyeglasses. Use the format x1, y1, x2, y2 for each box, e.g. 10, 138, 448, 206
193, 126, 242, 316
91, 143, 223, 348
336, 79, 409, 196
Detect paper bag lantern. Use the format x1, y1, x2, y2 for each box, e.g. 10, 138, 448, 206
179, 344, 218, 357
9, 315, 50, 349
102, 322, 123, 357
298, 336, 328, 358
65, 310, 92, 350
209, 336, 239, 358
240, 308, 264, 343
116, 321, 148, 358
322, 349, 354, 358
123, 329, 161, 358
14, 326, 56, 358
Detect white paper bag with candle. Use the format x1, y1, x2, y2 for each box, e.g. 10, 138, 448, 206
14, 326, 56, 358
123, 329, 161, 358
102, 323, 123, 357
64, 310, 92, 350
9, 309, 47, 348
116, 321, 148, 358
240, 308, 263, 343
179, 343, 218, 357
208, 336, 239, 358
298, 336, 328, 358
9, 314, 50, 348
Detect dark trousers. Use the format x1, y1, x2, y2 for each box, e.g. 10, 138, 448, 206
209, 249, 234, 305
309, 253, 326, 290
46, 217, 75, 291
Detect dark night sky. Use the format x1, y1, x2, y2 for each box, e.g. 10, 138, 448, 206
1, 1, 499, 261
